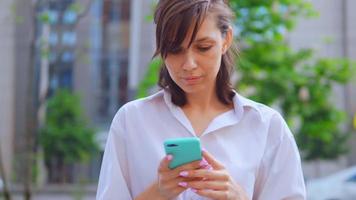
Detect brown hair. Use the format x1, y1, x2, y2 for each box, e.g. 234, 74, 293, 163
153, 0, 237, 106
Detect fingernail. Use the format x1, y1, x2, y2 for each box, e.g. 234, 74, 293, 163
166, 155, 173, 161
191, 188, 197, 193
179, 171, 189, 177
203, 164, 212, 169
178, 182, 187, 187
199, 159, 208, 167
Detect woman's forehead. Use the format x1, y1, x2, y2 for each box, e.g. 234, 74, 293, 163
197, 16, 220, 39
182, 16, 220, 45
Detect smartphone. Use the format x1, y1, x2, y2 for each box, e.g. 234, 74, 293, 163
164, 137, 202, 169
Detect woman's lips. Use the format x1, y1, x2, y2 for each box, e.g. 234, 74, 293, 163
182, 76, 202, 84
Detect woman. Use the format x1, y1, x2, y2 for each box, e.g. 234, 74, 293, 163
97, 0, 306, 199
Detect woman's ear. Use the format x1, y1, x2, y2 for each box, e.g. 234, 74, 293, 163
222, 26, 233, 54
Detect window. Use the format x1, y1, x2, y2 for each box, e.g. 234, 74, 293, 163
49, 32, 58, 46
62, 31, 76, 46
48, 10, 59, 24
59, 69, 73, 89
63, 10, 77, 24
94, 0, 130, 124
61, 51, 74, 62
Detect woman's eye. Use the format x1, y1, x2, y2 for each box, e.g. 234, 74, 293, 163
197, 46, 212, 52
169, 47, 183, 54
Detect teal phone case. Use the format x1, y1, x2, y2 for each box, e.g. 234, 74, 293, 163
164, 137, 202, 169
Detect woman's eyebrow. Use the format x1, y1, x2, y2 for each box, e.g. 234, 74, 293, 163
194, 37, 215, 43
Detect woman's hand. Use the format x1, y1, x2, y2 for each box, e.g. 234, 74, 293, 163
177, 150, 249, 200
156, 154, 210, 200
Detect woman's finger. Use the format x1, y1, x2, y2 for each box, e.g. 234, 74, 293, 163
182, 180, 230, 191
161, 170, 202, 182
194, 189, 231, 200
173, 159, 203, 172
202, 150, 225, 170
179, 168, 229, 181
159, 177, 187, 196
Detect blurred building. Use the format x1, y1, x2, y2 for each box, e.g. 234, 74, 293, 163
0, 0, 156, 184
0, 0, 16, 184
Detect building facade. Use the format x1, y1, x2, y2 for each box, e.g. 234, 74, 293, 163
0, 0, 156, 183
0, 0, 16, 183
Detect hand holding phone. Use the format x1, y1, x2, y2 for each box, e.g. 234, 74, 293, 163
164, 137, 202, 169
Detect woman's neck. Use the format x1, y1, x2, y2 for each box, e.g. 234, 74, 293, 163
183, 87, 231, 113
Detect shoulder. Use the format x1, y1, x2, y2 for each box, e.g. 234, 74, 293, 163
112, 90, 166, 123
237, 93, 282, 124
236, 93, 294, 143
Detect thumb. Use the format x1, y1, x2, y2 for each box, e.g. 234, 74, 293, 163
158, 154, 173, 172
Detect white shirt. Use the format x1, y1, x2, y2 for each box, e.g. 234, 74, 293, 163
97, 90, 306, 200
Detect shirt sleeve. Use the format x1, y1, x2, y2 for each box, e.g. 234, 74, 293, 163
253, 113, 306, 200
96, 110, 133, 200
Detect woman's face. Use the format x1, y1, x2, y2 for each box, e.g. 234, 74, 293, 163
164, 14, 232, 95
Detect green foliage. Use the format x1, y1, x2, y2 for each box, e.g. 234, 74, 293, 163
231, 0, 317, 44
230, 0, 356, 160
137, 58, 162, 98
138, 0, 356, 161
68, 2, 83, 13
40, 89, 99, 164
238, 39, 355, 160
38, 12, 51, 24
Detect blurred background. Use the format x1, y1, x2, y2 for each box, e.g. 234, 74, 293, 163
0, 0, 355, 199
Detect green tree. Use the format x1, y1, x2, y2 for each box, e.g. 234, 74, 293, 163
138, 0, 356, 161
39, 89, 98, 183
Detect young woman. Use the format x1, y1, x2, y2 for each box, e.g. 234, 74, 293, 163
97, 0, 306, 199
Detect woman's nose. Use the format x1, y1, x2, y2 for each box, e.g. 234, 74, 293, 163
181, 53, 198, 71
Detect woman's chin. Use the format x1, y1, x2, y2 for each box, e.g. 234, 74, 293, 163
180, 85, 206, 94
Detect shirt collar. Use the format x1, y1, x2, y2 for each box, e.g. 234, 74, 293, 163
163, 90, 196, 135
232, 90, 263, 121
163, 89, 262, 116
162, 89, 263, 136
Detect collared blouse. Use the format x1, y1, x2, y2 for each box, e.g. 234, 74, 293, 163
97, 90, 306, 200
